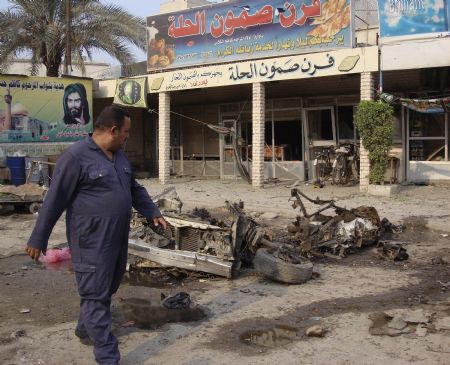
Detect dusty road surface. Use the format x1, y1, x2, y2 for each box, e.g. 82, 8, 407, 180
1, 180, 449, 365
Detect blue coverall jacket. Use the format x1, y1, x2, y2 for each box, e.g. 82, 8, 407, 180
27, 136, 161, 364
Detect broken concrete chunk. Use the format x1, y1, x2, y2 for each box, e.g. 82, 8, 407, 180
402, 309, 432, 324
435, 317, 450, 331
305, 325, 326, 337
384, 309, 432, 324
388, 316, 408, 330
415, 324, 428, 337
368, 312, 403, 337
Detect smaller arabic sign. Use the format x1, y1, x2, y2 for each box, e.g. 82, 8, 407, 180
378, 0, 450, 41
148, 47, 377, 93
113, 78, 147, 108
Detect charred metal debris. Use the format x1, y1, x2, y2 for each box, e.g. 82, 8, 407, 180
287, 188, 407, 260
128, 187, 408, 283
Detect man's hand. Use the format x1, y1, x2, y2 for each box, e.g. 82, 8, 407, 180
153, 216, 168, 231
25, 245, 45, 262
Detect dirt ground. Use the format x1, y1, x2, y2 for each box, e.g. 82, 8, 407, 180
0, 180, 449, 365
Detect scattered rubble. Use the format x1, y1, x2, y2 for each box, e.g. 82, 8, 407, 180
369, 309, 438, 337
434, 317, 450, 331
373, 241, 409, 261
387, 316, 407, 331
431, 257, 448, 265
305, 325, 326, 337
368, 312, 412, 337
415, 324, 428, 337
380, 218, 405, 234
0, 183, 46, 201
162, 292, 191, 310
10, 330, 26, 339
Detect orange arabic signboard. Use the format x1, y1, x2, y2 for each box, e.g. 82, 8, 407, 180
147, 0, 353, 71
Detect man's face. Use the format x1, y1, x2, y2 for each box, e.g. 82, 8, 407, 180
110, 116, 131, 151
124, 83, 132, 97
67, 92, 82, 120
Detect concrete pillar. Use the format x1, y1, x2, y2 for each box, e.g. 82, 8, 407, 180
252, 82, 265, 188
158, 92, 170, 185
359, 72, 375, 192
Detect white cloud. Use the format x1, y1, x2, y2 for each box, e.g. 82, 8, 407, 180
411, 27, 417, 32
432, 15, 441, 22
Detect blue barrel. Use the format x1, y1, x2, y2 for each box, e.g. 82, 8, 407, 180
6, 156, 26, 186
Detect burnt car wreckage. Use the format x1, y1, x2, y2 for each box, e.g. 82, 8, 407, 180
128, 188, 407, 284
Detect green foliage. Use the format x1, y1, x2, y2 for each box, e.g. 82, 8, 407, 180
354, 100, 394, 185
0, 0, 146, 77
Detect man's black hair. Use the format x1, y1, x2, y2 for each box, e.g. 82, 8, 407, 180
63, 83, 90, 124
94, 105, 131, 130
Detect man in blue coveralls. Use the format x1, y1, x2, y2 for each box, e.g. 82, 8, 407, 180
25, 105, 167, 365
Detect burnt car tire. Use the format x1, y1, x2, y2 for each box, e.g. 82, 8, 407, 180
253, 248, 313, 284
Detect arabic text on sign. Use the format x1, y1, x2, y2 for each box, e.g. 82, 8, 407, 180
228, 54, 335, 81
167, 1, 322, 39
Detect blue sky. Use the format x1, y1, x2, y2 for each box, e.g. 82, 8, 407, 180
0, 0, 161, 64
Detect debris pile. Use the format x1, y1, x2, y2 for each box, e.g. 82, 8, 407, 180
0, 183, 46, 201
287, 189, 382, 257
128, 187, 408, 284
128, 189, 313, 283
368, 309, 450, 338
285, 189, 409, 259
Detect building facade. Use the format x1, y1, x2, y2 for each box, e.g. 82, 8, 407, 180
94, 0, 450, 187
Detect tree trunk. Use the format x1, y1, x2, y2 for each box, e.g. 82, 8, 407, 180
46, 62, 61, 77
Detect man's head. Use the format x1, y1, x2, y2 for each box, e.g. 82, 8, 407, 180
63, 83, 90, 125
94, 105, 131, 152
123, 81, 133, 97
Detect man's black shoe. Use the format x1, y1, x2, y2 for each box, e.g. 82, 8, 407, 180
75, 328, 93, 346
75, 328, 88, 339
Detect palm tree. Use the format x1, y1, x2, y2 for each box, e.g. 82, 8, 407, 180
0, 0, 146, 77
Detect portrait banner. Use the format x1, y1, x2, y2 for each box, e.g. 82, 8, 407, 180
378, 0, 450, 41
0, 76, 93, 143
147, 0, 353, 71
113, 78, 148, 108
